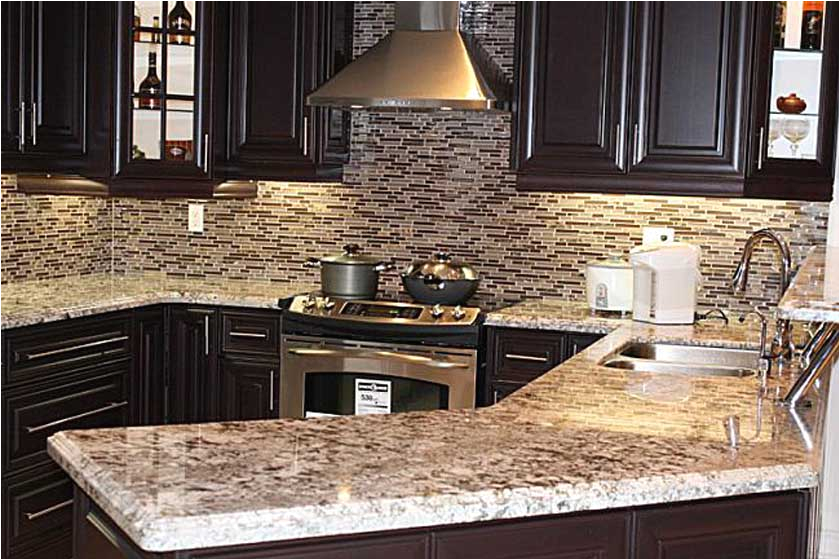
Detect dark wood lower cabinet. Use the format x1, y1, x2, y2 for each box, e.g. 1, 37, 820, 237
218, 356, 280, 421
168, 307, 220, 424
634, 492, 808, 558
74, 490, 810, 559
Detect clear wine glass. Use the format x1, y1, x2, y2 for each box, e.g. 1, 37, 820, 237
782, 119, 810, 158
768, 118, 782, 157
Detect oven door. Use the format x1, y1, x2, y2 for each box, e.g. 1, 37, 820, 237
280, 335, 477, 418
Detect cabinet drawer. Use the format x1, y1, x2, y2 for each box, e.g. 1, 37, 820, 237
2, 465, 73, 558
3, 361, 131, 474
221, 311, 280, 356
4, 315, 131, 386
492, 329, 563, 384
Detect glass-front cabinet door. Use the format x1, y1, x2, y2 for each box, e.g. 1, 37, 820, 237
748, 1, 837, 200
114, 1, 212, 182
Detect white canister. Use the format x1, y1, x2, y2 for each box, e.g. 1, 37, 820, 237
585, 256, 634, 312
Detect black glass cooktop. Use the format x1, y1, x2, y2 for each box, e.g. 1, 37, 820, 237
340, 302, 424, 319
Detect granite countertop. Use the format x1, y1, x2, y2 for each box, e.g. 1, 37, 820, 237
1, 273, 312, 329
484, 298, 630, 332
779, 246, 839, 323
47, 319, 826, 553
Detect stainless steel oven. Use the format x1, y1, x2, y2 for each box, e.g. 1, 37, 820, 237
281, 335, 477, 418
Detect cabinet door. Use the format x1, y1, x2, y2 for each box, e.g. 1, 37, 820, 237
168, 307, 218, 424
214, 2, 319, 180
634, 492, 808, 558
219, 357, 279, 421
1, 2, 25, 157
746, 2, 837, 201
564, 333, 603, 361
133, 307, 166, 425
629, 2, 752, 193
514, 2, 631, 187
1, 2, 111, 175
112, 2, 214, 183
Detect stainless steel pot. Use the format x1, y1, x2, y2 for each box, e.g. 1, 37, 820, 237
304, 244, 394, 300
401, 252, 480, 305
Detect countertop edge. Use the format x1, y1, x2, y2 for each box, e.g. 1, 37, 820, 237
49, 429, 818, 553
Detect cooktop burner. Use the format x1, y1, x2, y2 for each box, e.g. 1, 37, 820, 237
284, 295, 481, 326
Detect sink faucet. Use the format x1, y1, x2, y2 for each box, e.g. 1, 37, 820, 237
731, 228, 794, 362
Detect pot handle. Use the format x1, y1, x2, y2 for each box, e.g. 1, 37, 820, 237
374, 260, 396, 273
303, 257, 321, 269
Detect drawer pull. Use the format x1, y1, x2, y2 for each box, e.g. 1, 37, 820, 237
230, 331, 268, 339
504, 353, 549, 363
25, 401, 128, 434
24, 499, 73, 521
21, 335, 129, 362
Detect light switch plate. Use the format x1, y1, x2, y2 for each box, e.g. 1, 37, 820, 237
642, 227, 675, 245
188, 203, 204, 233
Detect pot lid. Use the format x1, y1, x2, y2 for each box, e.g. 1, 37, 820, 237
320, 244, 386, 265
403, 252, 479, 281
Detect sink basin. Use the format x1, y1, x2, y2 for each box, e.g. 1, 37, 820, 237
600, 342, 758, 378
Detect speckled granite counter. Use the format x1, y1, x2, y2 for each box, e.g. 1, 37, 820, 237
779, 246, 840, 323
47, 319, 827, 552
484, 298, 629, 332
1, 273, 312, 329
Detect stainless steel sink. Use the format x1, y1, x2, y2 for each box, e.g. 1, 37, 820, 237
600, 342, 759, 378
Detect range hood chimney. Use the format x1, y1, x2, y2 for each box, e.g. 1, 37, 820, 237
307, 1, 509, 111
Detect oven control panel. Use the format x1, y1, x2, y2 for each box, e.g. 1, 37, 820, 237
285, 295, 481, 326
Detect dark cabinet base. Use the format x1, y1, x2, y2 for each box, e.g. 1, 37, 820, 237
73, 489, 811, 559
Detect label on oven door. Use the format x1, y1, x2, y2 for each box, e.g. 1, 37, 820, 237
354, 379, 392, 415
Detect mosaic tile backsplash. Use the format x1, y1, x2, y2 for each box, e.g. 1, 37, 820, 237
1, 2, 830, 313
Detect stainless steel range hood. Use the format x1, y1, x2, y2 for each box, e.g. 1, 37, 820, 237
307, 2, 508, 111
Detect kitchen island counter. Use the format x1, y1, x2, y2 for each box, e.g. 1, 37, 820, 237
47, 319, 826, 554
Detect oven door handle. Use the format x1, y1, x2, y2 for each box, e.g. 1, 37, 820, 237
286, 347, 469, 369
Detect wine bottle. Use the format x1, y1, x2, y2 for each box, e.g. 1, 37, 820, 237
138, 52, 162, 110
152, 16, 161, 43
168, 1, 192, 45
773, 2, 786, 48
801, 1, 824, 50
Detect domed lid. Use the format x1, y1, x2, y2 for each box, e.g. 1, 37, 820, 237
319, 244, 385, 265
403, 252, 479, 281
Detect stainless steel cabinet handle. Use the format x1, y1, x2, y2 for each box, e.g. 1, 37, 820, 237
21, 335, 130, 361
614, 123, 622, 168
24, 499, 73, 521
31, 102, 37, 146
269, 370, 275, 411
18, 101, 25, 151
229, 331, 268, 339
203, 133, 209, 174
504, 353, 549, 363
204, 316, 210, 356
757, 126, 766, 171
493, 389, 500, 404
25, 401, 128, 434
633, 123, 641, 165
287, 347, 468, 369
302, 116, 309, 157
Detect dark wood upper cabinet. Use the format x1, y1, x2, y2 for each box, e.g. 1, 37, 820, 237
108, 1, 218, 196
213, 1, 352, 182
1, 2, 111, 177
746, 1, 837, 201
628, 2, 752, 193
514, 2, 631, 185
514, 1, 835, 200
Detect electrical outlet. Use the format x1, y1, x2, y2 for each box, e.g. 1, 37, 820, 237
642, 227, 675, 245
188, 203, 204, 233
